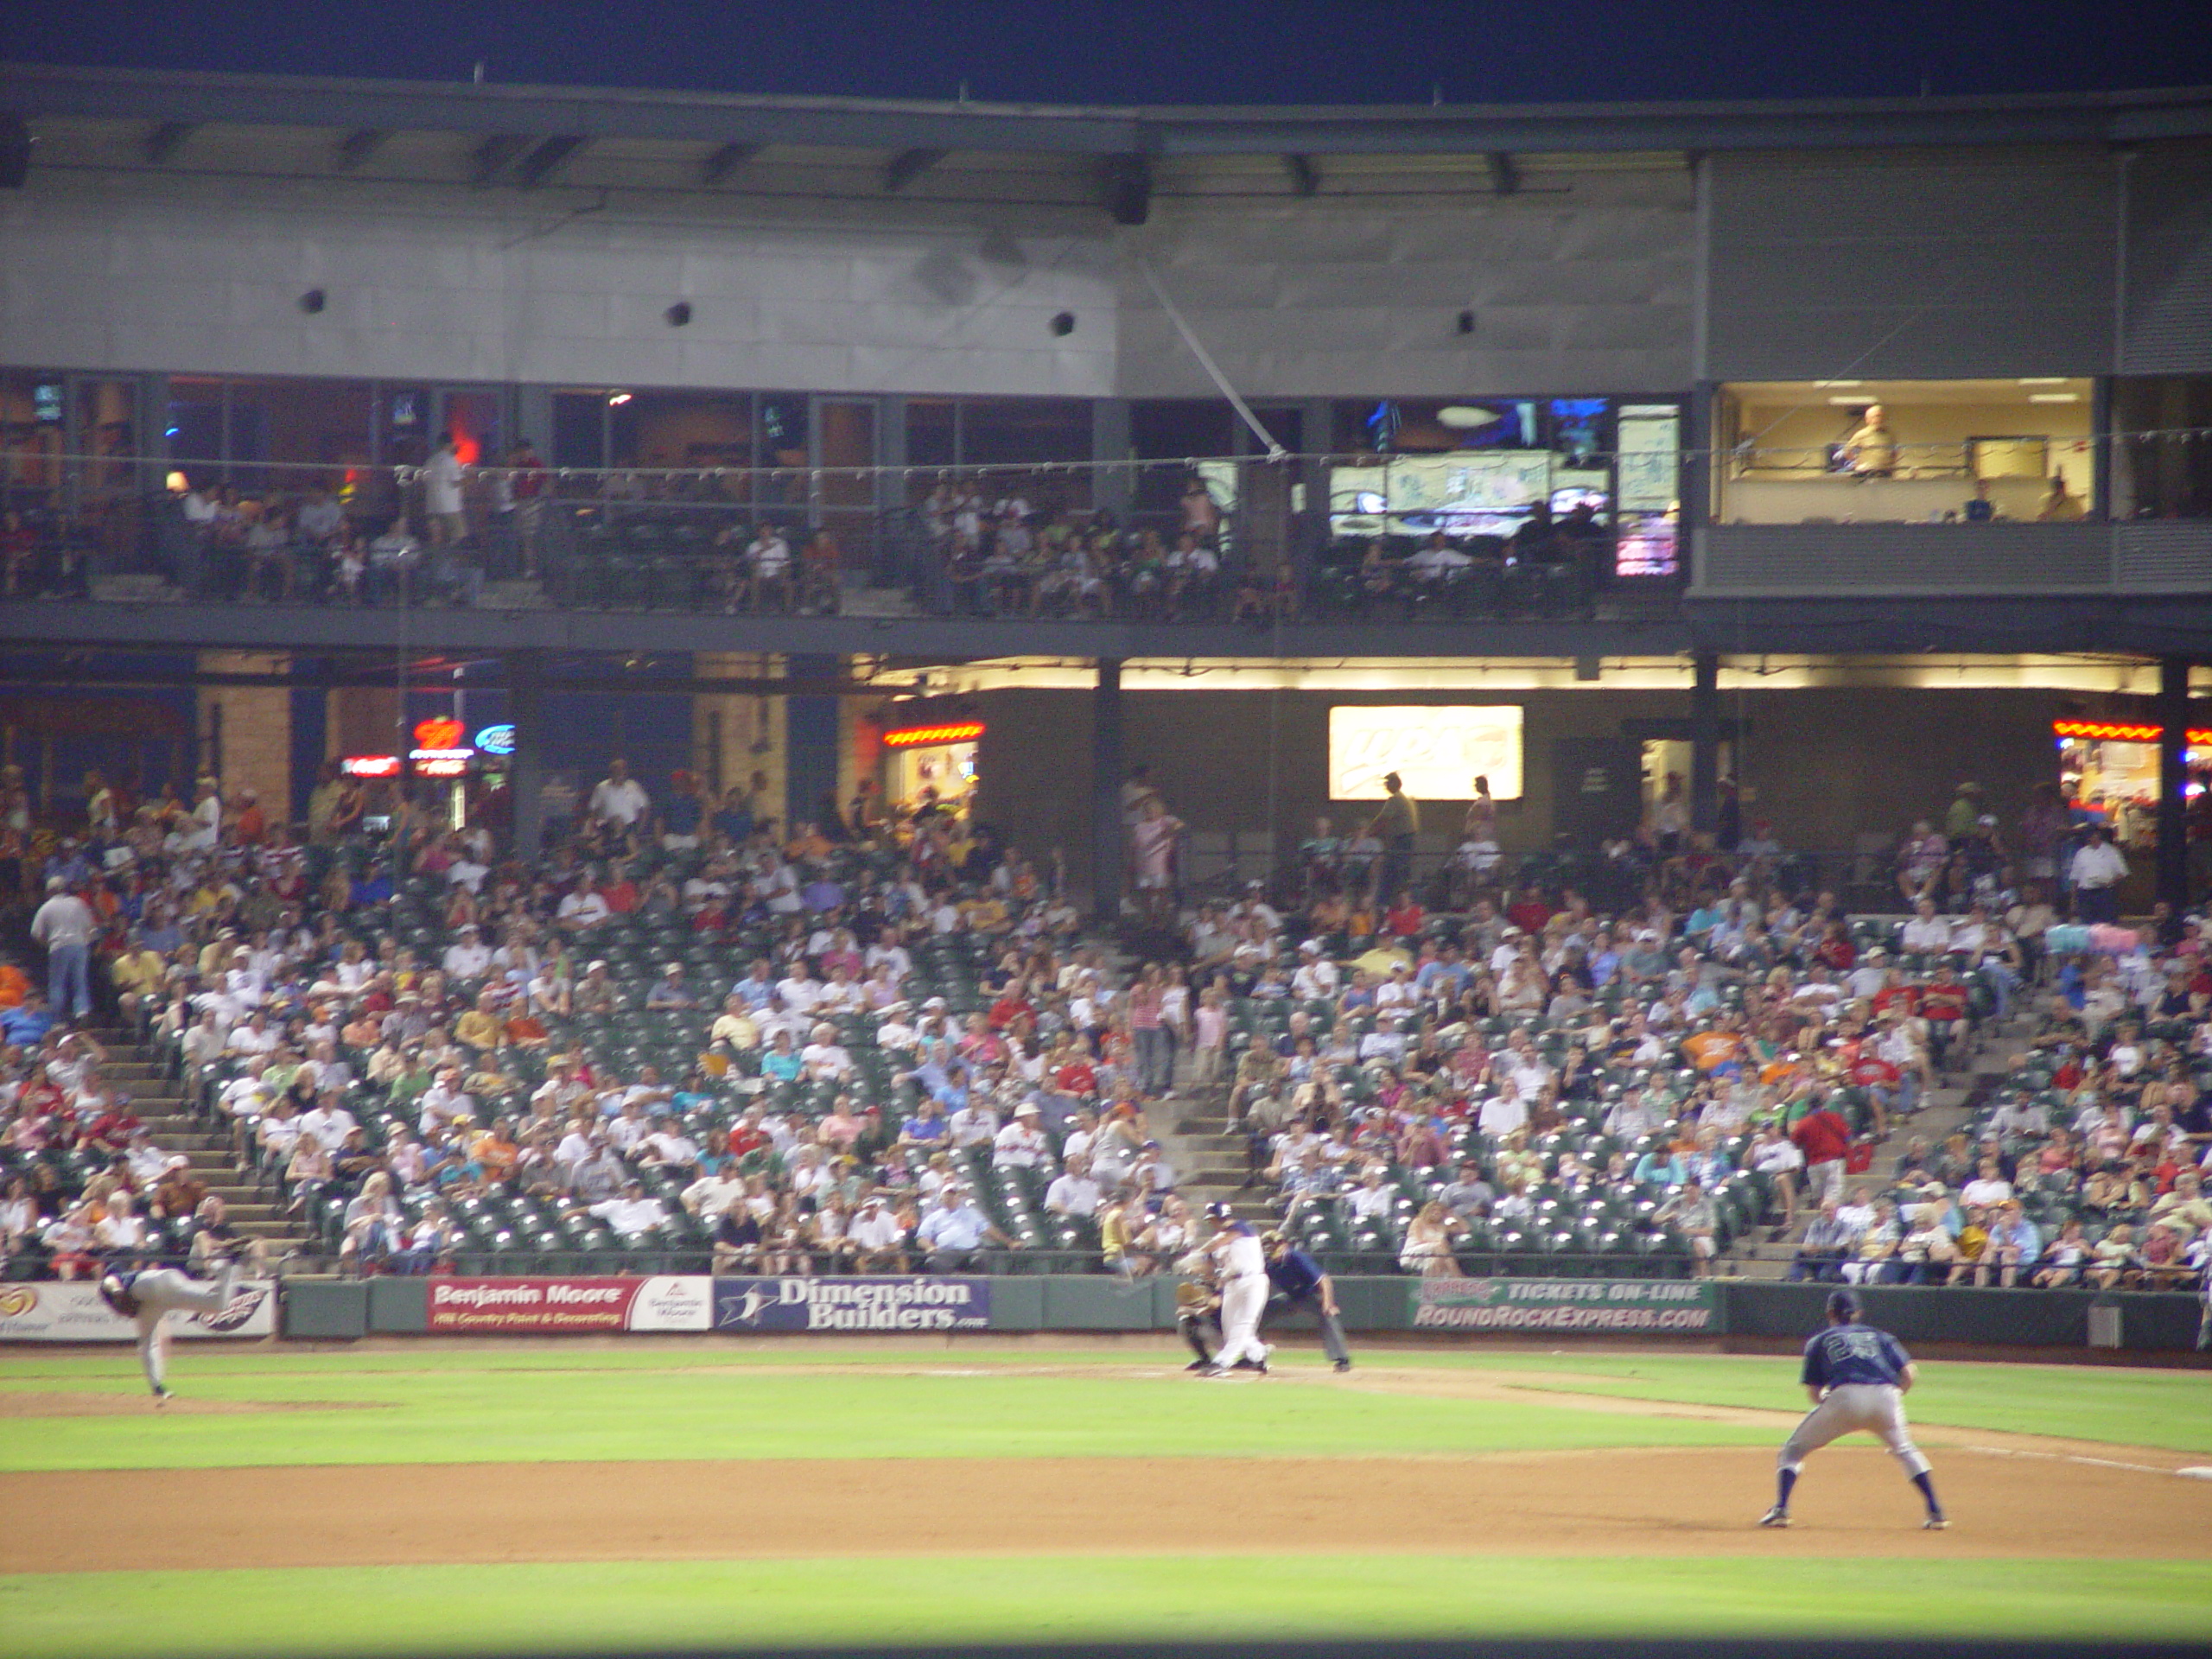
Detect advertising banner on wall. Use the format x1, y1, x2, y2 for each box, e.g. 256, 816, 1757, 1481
1410, 1278, 1719, 1334
0, 1280, 278, 1342
425, 1276, 711, 1333
713, 1276, 991, 1332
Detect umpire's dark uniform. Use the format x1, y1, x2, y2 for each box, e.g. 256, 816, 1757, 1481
1265, 1242, 1351, 1370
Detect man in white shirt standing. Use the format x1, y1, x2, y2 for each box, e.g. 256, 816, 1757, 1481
2069, 825, 2128, 925
423, 432, 467, 547
589, 758, 651, 831
30, 876, 97, 1022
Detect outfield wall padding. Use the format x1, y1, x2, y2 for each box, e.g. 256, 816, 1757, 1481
1722, 1283, 2098, 1346
282, 1279, 369, 1338
309, 1274, 2204, 1351
367, 1276, 429, 1333
985, 1277, 1044, 1332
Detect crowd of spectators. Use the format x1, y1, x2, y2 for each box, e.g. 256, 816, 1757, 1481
2, 747, 2209, 1305
0, 751, 1204, 1281
148, 435, 554, 605
1781, 918, 2212, 1289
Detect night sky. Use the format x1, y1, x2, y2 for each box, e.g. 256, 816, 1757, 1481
9, 0, 2211, 106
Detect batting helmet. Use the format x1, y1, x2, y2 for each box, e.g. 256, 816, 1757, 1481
1204, 1201, 1232, 1223
1826, 1288, 1862, 1324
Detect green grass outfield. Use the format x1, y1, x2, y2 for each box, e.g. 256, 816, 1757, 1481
3, 1342, 2208, 1656
4, 1557, 2209, 1657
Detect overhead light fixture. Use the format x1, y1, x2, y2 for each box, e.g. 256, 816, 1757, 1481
2018, 378, 2068, 385
2028, 392, 2080, 404
607, 391, 632, 406
1825, 395, 1872, 405
1436, 405, 1501, 429
1814, 379, 1864, 388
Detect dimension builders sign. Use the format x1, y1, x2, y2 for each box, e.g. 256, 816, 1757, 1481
714, 1276, 990, 1332
426, 1276, 711, 1333
1411, 1278, 1719, 1334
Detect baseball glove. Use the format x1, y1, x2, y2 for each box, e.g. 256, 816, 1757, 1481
1173, 1280, 1213, 1310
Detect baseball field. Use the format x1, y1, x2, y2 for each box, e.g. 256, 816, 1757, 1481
2, 1337, 2208, 1656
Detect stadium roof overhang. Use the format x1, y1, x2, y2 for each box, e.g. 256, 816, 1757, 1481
7, 62, 2210, 156
3, 64, 2209, 215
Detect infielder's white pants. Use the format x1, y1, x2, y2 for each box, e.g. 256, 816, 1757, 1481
131, 1265, 236, 1393
1212, 1275, 1271, 1368
1779, 1382, 1930, 1477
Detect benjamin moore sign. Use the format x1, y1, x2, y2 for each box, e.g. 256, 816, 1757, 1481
1411, 1278, 1718, 1334
426, 1276, 710, 1333
1328, 705, 1523, 802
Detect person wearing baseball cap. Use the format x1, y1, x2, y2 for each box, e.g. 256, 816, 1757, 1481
1262, 1229, 1352, 1372
1760, 1289, 1946, 1530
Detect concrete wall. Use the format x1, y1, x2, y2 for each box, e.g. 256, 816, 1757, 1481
1118, 166, 1695, 398
976, 683, 2100, 888
0, 160, 1691, 404
1703, 149, 2120, 381
0, 171, 1118, 397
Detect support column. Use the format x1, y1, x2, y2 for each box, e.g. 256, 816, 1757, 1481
1091, 399, 1132, 524
1091, 657, 1124, 928
510, 649, 545, 860
2157, 657, 2190, 914
287, 660, 328, 832
1689, 649, 1719, 836
785, 653, 841, 835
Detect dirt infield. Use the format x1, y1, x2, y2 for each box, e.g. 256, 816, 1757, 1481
4, 1359, 2204, 1574
3, 1445, 2205, 1573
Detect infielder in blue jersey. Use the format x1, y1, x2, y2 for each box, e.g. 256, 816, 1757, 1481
98, 1254, 240, 1404
1761, 1289, 1947, 1529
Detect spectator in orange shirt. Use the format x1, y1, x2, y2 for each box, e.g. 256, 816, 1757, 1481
470, 1118, 520, 1185
1681, 1014, 1746, 1075
0, 956, 28, 1010
233, 787, 267, 847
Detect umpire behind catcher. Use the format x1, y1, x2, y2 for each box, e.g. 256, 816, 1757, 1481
1262, 1230, 1352, 1372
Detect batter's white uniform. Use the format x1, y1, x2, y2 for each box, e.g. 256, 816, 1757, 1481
1779, 1382, 1931, 1477
1210, 1229, 1271, 1369
126, 1263, 238, 1395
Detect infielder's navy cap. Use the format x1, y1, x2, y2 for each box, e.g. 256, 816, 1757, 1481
1826, 1289, 1862, 1322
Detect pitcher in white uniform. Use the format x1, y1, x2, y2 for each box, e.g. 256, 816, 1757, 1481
99, 1255, 241, 1404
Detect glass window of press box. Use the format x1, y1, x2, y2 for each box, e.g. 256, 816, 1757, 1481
1325, 396, 1682, 578
1710, 379, 2096, 524
2113, 376, 2212, 520
906, 397, 1095, 504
